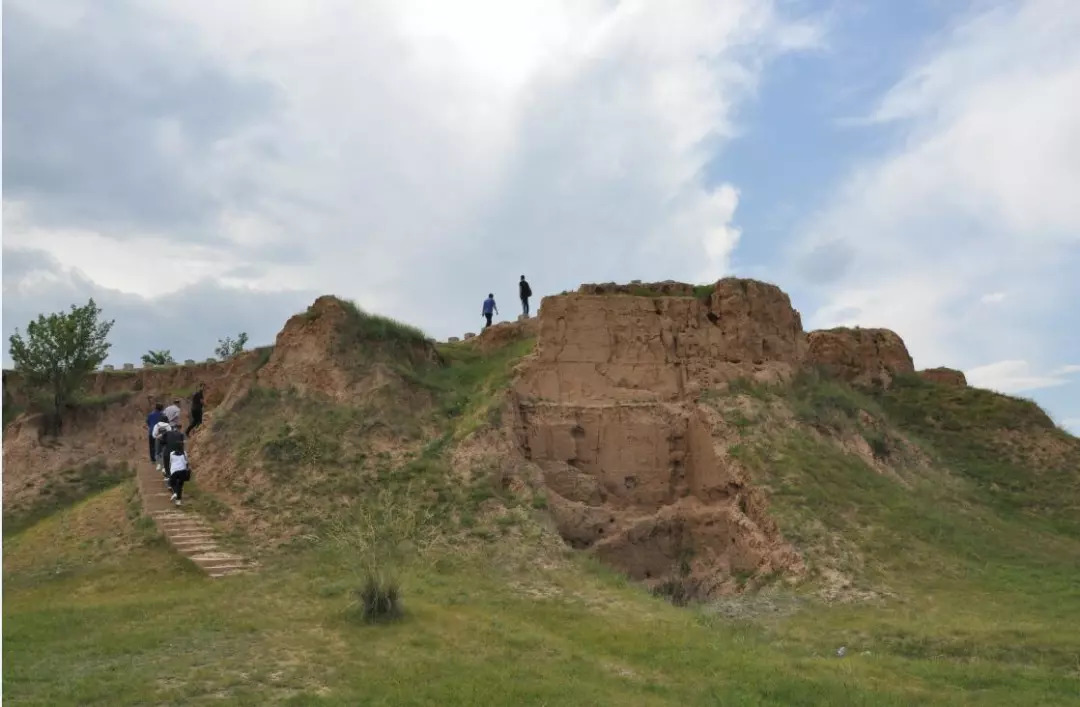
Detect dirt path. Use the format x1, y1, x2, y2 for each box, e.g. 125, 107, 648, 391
136, 458, 251, 578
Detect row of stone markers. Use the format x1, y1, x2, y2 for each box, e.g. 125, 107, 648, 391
101, 359, 221, 371
447, 333, 474, 343
446, 314, 531, 343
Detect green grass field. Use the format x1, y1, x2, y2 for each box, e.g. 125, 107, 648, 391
6, 488, 1078, 705
5, 348, 1080, 705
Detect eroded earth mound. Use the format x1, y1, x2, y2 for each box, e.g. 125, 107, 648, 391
256, 295, 441, 401
918, 367, 968, 386
512, 278, 812, 597
805, 327, 915, 387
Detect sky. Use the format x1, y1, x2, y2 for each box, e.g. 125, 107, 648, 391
3, 0, 1078, 433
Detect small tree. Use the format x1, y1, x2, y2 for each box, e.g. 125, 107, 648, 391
141, 349, 175, 366
215, 332, 249, 360
9, 299, 115, 434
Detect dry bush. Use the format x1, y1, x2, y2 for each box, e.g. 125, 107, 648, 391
323, 484, 443, 623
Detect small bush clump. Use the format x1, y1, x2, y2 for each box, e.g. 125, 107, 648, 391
864, 430, 891, 460
725, 377, 773, 400
325, 485, 441, 625
652, 580, 693, 607
354, 572, 402, 623
787, 368, 878, 433
253, 345, 274, 371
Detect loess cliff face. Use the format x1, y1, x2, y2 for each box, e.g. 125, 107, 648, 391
512, 278, 811, 598
518, 278, 805, 404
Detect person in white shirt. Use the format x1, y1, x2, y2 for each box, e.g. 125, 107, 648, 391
152, 418, 172, 472
168, 448, 191, 506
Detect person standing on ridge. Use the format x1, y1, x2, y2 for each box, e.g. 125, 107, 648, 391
146, 402, 165, 463
186, 383, 205, 436
519, 275, 532, 317
482, 293, 498, 329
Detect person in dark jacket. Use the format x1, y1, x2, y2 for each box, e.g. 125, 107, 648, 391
146, 403, 165, 463
519, 275, 533, 317
186, 383, 206, 436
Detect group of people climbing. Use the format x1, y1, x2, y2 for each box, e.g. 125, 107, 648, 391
145, 383, 205, 506
482, 275, 532, 329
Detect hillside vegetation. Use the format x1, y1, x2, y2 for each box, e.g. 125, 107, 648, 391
4, 291, 1079, 705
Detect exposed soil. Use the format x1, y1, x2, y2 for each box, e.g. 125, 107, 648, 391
509, 279, 811, 598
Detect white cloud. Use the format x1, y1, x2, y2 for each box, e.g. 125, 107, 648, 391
965, 359, 1079, 394
3, 0, 822, 345
793, 0, 1080, 375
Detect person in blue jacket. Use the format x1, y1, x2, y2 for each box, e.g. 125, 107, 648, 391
146, 402, 165, 463
482, 293, 499, 329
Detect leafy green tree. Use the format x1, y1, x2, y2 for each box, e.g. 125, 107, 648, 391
141, 349, 175, 366
215, 332, 249, 360
8, 299, 115, 434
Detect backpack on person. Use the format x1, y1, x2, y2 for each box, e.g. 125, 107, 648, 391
164, 427, 186, 457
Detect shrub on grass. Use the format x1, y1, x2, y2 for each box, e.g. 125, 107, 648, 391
787, 368, 878, 433
651, 579, 697, 607
726, 377, 772, 400
864, 430, 891, 460
355, 571, 402, 623
325, 485, 440, 624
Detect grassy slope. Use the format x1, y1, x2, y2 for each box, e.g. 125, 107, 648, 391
5, 348, 1080, 705
709, 372, 1080, 701
3, 460, 133, 537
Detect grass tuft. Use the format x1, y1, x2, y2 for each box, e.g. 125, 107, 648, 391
354, 572, 403, 623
